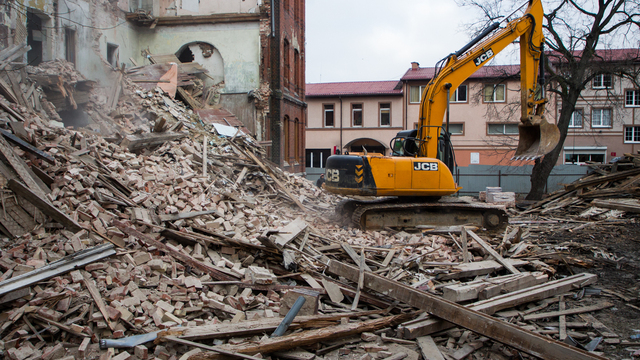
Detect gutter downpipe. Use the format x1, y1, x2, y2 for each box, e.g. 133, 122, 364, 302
340, 96, 343, 153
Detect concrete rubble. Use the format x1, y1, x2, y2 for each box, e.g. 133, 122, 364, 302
0, 50, 637, 360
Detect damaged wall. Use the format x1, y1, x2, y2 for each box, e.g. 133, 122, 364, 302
135, 23, 260, 93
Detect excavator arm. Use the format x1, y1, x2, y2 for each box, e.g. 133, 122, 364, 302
323, 0, 559, 230
416, 0, 559, 160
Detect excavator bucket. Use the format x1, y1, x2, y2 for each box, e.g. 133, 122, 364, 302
514, 118, 561, 160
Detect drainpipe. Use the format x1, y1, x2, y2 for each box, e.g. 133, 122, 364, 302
404, 81, 408, 130
339, 96, 343, 153
270, 0, 275, 37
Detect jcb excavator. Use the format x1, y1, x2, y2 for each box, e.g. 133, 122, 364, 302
324, 0, 560, 230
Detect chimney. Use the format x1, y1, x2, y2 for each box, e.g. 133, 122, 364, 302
411, 62, 419, 70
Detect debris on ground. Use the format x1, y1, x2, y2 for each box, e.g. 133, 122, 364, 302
0, 47, 637, 360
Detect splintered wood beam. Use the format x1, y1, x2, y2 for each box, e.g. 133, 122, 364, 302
185, 313, 412, 359
119, 132, 186, 152
83, 273, 116, 331
522, 302, 615, 321
0, 129, 56, 164
465, 229, 519, 274
8, 179, 83, 232
327, 260, 606, 360
0, 136, 48, 199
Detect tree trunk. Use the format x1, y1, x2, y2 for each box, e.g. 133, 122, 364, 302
526, 146, 561, 200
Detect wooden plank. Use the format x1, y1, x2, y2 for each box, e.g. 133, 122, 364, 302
466, 229, 519, 274
8, 179, 82, 232
579, 313, 618, 338
416, 336, 445, 360
559, 296, 567, 341
158, 209, 218, 222
186, 313, 412, 358
163, 336, 262, 360
299, 273, 323, 290
523, 302, 614, 321
120, 132, 186, 152
437, 259, 527, 280
82, 274, 116, 331
401, 273, 596, 338
341, 243, 372, 272
479, 272, 548, 300
590, 199, 640, 213
0, 136, 47, 199
271, 217, 308, 249
0, 129, 56, 164
566, 167, 640, 191
443, 273, 545, 303
351, 248, 365, 310
327, 260, 605, 360
321, 278, 344, 304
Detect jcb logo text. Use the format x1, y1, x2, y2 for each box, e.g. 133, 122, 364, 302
414, 162, 438, 171
474, 49, 494, 66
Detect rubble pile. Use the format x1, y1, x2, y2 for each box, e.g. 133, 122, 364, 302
0, 52, 636, 360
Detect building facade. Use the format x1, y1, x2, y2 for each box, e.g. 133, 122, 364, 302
549, 49, 640, 165
305, 81, 403, 175
0, 0, 305, 172
306, 52, 640, 176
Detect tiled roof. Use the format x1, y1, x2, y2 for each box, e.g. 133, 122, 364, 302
547, 48, 640, 63
306, 81, 403, 97
401, 65, 521, 81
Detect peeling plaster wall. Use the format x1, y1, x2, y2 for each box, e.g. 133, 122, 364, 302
52, 0, 138, 88
135, 22, 260, 93
184, 43, 224, 87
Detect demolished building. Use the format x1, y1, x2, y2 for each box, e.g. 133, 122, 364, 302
0, 0, 306, 174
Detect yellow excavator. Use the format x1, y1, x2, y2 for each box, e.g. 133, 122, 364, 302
324, 0, 560, 229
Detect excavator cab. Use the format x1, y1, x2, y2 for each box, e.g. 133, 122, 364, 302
390, 129, 419, 156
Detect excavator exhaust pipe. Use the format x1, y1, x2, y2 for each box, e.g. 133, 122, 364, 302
513, 118, 561, 161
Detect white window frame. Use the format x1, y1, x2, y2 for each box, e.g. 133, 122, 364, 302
450, 85, 468, 103
624, 126, 640, 143
379, 103, 391, 127
625, 89, 640, 107
593, 73, 612, 89
591, 108, 612, 128
483, 84, 506, 103
445, 123, 464, 135
487, 123, 519, 135
409, 85, 427, 104
563, 147, 607, 165
568, 109, 583, 128
351, 103, 363, 127
323, 104, 334, 127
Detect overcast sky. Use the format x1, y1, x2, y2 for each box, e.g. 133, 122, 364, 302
305, 0, 516, 84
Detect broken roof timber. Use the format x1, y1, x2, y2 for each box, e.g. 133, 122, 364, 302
327, 260, 607, 360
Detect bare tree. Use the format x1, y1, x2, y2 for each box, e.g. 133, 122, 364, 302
457, 0, 640, 200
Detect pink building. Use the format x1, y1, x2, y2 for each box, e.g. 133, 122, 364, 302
306, 51, 640, 175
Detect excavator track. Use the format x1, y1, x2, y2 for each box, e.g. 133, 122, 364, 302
338, 197, 508, 230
